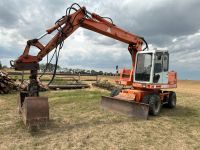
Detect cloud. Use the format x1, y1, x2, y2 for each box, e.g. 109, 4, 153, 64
57, 29, 131, 71
94, 0, 200, 46
0, 0, 21, 28
169, 31, 200, 68
0, 0, 200, 79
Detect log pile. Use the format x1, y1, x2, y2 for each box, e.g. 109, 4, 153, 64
92, 80, 116, 91
0, 71, 19, 94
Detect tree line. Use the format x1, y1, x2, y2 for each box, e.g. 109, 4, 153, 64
0, 62, 116, 76
39, 63, 115, 76
0, 61, 7, 69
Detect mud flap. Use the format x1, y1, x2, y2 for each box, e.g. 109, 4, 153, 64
22, 97, 49, 127
101, 96, 149, 119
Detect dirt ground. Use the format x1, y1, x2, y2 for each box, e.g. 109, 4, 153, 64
0, 80, 200, 150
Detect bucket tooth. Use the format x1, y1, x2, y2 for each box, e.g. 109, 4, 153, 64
101, 96, 149, 119
22, 97, 49, 127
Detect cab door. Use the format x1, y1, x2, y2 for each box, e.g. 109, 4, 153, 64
162, 52, 169, 84
153, 52, 163, 84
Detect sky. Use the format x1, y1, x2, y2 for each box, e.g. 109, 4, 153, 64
0, 0, 200, 80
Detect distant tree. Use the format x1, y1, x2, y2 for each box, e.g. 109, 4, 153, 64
2, 65, 8, 69
0, 61, 2, 69
39, 64, 46, 72
103, 72, 114, 76
81, 69, 86, 74
91, 70, 98, 75
98, 71, 103, 75
39, 63, 61, 72
86, 70, 91, 74
48, 63, 56, 72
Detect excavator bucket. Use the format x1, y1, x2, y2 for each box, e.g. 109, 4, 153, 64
22, 97, 49, 127
101, 96, 149, 119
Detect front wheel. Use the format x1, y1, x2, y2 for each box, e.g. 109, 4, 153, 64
142, 94, 161, 116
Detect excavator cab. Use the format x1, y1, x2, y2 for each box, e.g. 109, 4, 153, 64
134, 49, 169, 84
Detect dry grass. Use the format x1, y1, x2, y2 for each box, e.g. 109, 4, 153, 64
0, 80, 200, 150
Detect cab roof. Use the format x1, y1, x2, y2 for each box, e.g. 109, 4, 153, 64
138, 49, 168, 54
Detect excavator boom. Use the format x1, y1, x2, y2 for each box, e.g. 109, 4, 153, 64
14, 6, 144, 71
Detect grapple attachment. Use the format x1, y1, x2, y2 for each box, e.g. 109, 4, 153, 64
101, 96, 149, 119
22, 97, 49, 127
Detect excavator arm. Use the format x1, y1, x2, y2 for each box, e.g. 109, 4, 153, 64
13, 5, 145, 72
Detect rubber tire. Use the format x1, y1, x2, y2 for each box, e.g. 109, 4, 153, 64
110, 88, 121, 97
142, 94, 161, 116
167, 92, 176, 108
141, 94, 150, 104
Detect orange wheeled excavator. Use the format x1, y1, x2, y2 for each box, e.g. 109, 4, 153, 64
11, 3, 177, 127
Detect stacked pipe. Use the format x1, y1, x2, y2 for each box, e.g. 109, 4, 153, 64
0, 71, 19, 94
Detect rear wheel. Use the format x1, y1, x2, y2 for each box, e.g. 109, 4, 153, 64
167, 92, 176, 108
142, 94, 161, 116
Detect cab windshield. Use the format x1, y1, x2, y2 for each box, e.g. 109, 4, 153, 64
135, 53, 152, 82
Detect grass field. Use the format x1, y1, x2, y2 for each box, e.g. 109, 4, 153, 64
0, 80, 200, 149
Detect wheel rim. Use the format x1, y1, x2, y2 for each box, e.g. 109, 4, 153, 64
149, 96, 161, 115
154, 100, 161, 113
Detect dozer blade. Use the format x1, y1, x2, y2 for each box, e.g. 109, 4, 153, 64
101, 96, 149, 119
22, 97, 49, 127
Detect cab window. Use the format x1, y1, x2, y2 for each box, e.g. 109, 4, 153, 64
154, 52, 162, 73
135, 53, 152, 82
163, 53, 169, 72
